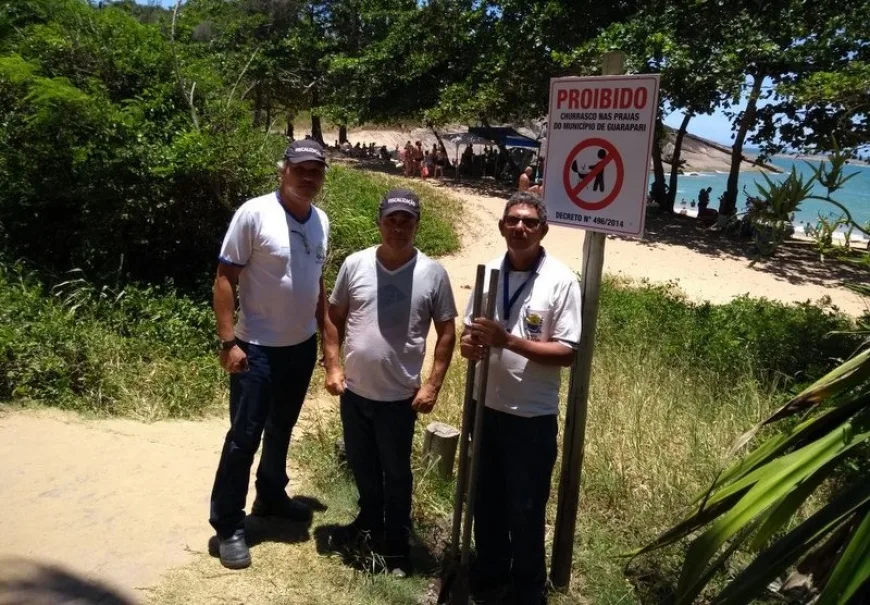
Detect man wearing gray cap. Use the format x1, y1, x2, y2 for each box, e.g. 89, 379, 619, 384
323, 188, 457, 576
209, 140, 340, 569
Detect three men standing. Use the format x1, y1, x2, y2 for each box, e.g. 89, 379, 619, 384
323, 189, 457, 576
208, 139, 580, 603
209, 140, 339, 569
461, 192, 582, 605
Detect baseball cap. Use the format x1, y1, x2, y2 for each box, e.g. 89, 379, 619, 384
379, 188, 421, 219
283, 139, 328, 166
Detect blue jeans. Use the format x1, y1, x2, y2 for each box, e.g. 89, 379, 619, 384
473, 407, 558, 605
340, 389, 417, 554
209, 337, 316, 537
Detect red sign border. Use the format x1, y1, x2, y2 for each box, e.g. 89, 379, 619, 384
561, 138, 624, 211
543, 74, 661, 238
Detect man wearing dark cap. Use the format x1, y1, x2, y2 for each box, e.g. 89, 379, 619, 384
209, 140, 340, 569
323, 189, 457, 576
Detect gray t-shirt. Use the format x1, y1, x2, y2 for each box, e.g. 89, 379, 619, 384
330, 247, 457, 401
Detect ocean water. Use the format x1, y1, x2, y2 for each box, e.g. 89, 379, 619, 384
653, 157, 870, 228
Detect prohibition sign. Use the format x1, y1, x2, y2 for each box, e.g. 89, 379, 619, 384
561, 137, 624, 211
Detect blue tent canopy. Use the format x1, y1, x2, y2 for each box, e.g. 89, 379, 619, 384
469, 126, 540, 149
504, 135, 539, 149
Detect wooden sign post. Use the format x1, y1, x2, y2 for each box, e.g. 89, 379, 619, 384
546, 51, 660, 590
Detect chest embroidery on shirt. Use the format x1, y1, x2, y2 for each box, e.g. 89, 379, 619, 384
524, 310, 544, 341
315, 243, 326, 263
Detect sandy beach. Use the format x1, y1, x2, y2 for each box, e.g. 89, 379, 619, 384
324, 126, 771, 174
418, 179, 870, 318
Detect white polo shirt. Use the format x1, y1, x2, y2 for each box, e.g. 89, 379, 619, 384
219, 192, 329, 347
464, 251, 582, 417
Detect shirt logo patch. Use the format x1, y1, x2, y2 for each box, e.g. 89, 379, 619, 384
524, 311, 544, 341
315, 243, 326, 263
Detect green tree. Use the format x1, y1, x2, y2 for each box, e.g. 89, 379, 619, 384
583, 2, 743, 212
0, 0, 280, 287
711, 0, 868, 214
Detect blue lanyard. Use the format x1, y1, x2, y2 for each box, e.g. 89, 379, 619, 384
502, 250, 544, 327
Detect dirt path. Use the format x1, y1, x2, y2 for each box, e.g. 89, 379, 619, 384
1, 182, 865, 604
0, 404, 331, 604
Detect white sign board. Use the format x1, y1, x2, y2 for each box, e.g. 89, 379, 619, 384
542, 75, 660, 237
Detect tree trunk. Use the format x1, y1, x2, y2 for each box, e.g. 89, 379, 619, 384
285, 113, 294, 140
310, 88, 324, 145
666, 112, 693, 212
311, 114, 323, 144
338, 124, 348, 144
427, 121, 448, 155
651, 117, 667, 207
721, 72, 764, 215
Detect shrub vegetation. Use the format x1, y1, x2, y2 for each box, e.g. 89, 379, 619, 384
290, 279, 861, 604
0, 166, 460, 418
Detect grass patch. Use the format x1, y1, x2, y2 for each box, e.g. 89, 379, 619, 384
143, 277, 858, 604
317, 165, 461, 286
0, 165, 461, 418
149, 426, 434, 605
280, 280, 858, 604
0, 263, 224, 420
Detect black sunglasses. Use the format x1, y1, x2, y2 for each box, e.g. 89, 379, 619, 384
503, 216, 542, 229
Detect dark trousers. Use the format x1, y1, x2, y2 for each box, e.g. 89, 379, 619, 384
209, 336, 317, 537
474, 407, 558, 605
340, 389, 417, 553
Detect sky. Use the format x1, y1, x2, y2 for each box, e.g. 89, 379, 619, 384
664, 110, 739, 146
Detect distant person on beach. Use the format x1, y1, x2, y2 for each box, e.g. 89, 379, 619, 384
323, 189, 457, 578
698, 187, 712, 211
461, 144, 474, 176
434, 147, 447, 178
518, 167, 533, 191
413, 141, 425, 177
460, 192, 581, 604
424, 150, 435, 178
403, 141, 414, 176
698, 187, 718, 225
209, 140, 336, 570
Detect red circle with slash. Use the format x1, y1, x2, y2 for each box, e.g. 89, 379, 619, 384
562, 138, 624, 211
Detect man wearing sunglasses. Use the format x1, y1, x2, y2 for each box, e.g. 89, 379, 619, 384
460, 191, 582, 605
323, 189, 457, 577
209, 140, 339, 570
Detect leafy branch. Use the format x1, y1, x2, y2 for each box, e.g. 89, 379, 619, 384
747, 147, 869, 256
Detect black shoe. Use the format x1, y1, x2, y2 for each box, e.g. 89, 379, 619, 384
330, 520, 381, 551
471, 572, 511, 605
251, 495, 312, 522
386, 555, 413, 578
471, 585, 512, 605
218, 529, 251, 570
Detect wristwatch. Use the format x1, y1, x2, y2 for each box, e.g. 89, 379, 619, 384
219, 338, 237, 351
